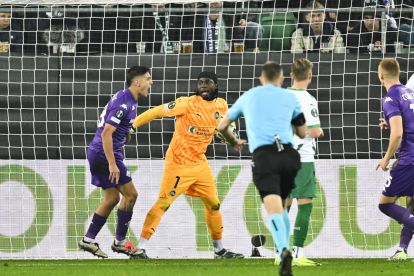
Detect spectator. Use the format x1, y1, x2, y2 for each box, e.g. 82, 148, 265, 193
141, 3, 187, 53
347, 9, 413, 53
0, 7, 22, 54
291, 1, 345, 53
326, 0, 359, 35
181, 1, 262, 53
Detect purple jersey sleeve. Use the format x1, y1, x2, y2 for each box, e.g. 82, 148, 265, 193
382, 95, 401, 126
382, 84, 414, 165
105, 100, 130, 127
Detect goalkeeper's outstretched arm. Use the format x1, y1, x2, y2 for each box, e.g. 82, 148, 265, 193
133, 97, 189, 129
132, 105, 164, 129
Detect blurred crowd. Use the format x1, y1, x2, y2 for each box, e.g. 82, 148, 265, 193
0, 0, 414, 55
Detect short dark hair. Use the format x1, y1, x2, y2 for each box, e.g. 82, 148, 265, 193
262, 61, 283, 82
126, 66, 150, 87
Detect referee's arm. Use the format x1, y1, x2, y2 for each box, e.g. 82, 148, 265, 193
217, 115, 246, 152
292, 112, 307, 139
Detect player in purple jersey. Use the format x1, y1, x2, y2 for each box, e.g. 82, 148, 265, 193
78, 66, 152, 259
376, 59, 414, 253
388, 73, 414, 260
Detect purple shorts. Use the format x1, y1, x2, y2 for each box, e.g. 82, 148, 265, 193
87, 148, 132, 189
383, 163, 414, 197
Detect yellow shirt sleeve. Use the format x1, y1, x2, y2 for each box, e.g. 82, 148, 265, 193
132, 97, 189, 128
162, 97, 189, 117
132, 105, 164, 128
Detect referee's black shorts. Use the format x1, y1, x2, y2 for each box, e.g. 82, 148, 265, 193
252, 144, 301, 200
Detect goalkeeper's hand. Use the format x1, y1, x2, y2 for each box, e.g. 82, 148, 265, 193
216, 122, 238, 144
231, 138, 247, 152
126, 127, 135, 144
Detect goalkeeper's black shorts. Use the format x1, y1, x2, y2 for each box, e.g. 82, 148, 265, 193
251, 144, 301, 200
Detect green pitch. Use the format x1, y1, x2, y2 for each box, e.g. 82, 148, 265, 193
1, 259, 414, 276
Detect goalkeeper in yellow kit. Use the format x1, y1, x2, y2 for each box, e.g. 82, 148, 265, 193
131, 71, 244, 259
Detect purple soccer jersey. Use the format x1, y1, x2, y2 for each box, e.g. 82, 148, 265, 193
89, 89, 137, 155
382, 84, 414, 165
87, 89, 137, 189
382, 84, 414, 197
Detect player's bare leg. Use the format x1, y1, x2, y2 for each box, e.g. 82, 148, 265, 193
200, 197, 244, 259
78, 187, 120, 258
262, 195, 292, 276
390, 196, 414, 260
111, 182, 146, 258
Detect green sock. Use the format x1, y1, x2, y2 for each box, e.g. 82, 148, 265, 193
293, 202, 313, 248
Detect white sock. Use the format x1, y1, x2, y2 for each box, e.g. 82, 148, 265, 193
138, 238, 149, 250
83, 236, 94, 243
213, 240, 224, 252
293, 246, 303, 258
115, 239, 126, 245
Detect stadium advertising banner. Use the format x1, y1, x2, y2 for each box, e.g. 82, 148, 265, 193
0, 160, 403, 259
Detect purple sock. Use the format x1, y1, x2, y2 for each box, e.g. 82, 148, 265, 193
399, 226, 413, 250
85, 213, 107, 240
116, 209, 133, 242
379, 203, 414, 230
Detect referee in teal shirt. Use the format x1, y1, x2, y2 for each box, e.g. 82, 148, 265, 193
217, 61, 307, 276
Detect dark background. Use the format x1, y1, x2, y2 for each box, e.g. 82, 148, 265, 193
1, 52, 414, 160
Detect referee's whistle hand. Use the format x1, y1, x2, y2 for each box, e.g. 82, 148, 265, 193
232, 139, 247, 152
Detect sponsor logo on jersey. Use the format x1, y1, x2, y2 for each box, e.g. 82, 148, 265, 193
188, 126, 196, 134
168, 101, 176, 109
188, 126, 215, 136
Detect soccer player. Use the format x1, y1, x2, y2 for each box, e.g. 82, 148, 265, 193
78, 66, 152, 259
284, 58, 323, 266
377, 59, 414, 258
217, 61, 307, 276
388, 72, 414, 260
131, 71, 244, 259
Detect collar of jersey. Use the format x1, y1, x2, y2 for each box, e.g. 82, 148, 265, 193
287, 87, 306, 91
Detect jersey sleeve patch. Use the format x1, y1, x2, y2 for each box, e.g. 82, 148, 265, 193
110, 116, 121, 124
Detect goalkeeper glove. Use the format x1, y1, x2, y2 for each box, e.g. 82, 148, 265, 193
216, 123, 238, 144
126, 127, 135, 144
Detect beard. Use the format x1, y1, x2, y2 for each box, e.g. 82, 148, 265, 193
198, 89, 216, 101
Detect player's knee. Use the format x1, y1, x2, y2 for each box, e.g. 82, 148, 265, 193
211, 202, 221, 211
129, 190, 138, 203
205, 201, 220, 211
106, 194, 120, 207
